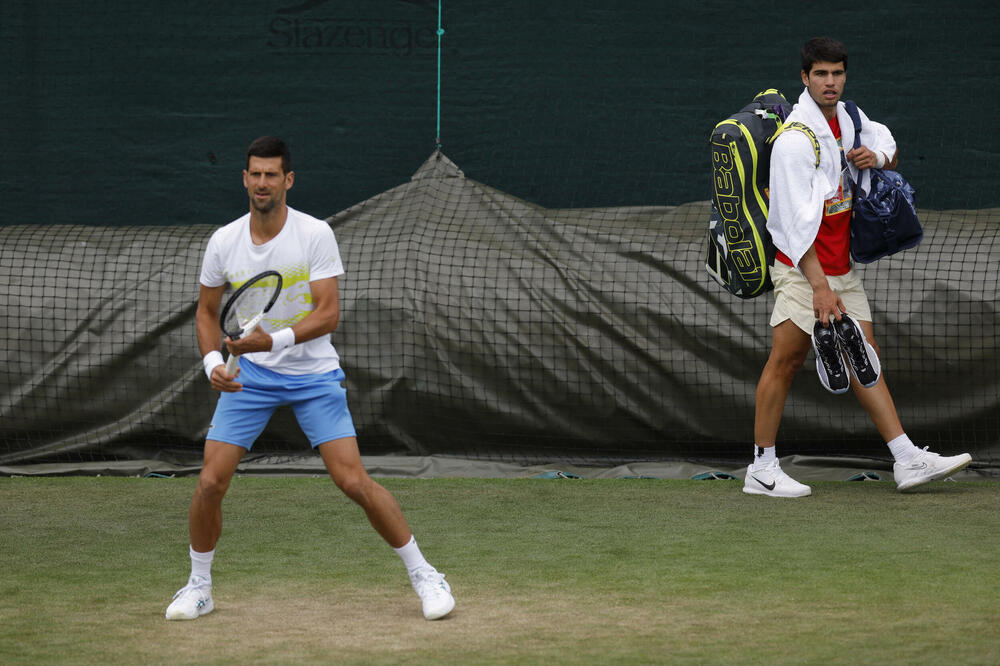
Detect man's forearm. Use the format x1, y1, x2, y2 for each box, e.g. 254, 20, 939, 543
196, 309, 223, 358
798, 245, 829, 293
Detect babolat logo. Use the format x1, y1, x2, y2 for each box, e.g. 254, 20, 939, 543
711, 139, 764, 282
268, 0, 436, 56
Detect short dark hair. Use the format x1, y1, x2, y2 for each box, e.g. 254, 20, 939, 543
801, 37, 848, 74
246, 136, 291, 173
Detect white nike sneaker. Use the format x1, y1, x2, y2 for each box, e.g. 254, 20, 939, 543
894, 447, 973, 492
165, 575, 214, 620
742, 462, 812, 498
409, 566, 455, 620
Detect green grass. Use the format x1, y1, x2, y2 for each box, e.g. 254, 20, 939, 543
1, 477, 997, 665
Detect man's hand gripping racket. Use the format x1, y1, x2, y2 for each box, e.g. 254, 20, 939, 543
218, 270, 283, 376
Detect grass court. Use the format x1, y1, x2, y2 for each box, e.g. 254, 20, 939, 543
1, 476, 997, 664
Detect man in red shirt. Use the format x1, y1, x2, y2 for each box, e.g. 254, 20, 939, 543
744, 38, 972, 497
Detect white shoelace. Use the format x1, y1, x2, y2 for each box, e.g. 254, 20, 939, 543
174, 576, 210, 600
412, 569, 448, 597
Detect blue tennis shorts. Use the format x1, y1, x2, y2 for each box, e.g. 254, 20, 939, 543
208, 359, 357, 450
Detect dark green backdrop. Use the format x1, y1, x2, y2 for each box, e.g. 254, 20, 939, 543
2, 0, 997, 227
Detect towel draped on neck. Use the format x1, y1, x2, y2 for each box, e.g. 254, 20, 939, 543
766, 88, 897, 267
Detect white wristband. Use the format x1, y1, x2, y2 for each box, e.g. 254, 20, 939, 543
875, 152, 886, 169
270, 327, 296, 352
203, 351, 225, 380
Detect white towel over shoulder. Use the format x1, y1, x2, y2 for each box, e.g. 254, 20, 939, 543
767, 88, 897, 267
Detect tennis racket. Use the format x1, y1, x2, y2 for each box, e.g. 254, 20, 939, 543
218, 270, 283, 375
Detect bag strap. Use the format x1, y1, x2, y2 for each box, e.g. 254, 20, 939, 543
770, 121, 820, 168
842, 100, 864, 173
843, 100, 863, 151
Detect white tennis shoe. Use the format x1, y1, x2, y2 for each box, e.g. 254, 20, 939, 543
894, 447, 972, 492
165, 575, 214, 620
409, 566, 455, 620
743, 461, 812, 498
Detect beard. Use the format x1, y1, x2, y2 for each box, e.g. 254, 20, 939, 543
250, 194, 277, 213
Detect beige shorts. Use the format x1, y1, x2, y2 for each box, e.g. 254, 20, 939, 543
769, 262, 873, 334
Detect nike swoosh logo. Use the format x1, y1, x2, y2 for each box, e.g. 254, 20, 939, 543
908, 462, 928, 470
752, 476, 776, 491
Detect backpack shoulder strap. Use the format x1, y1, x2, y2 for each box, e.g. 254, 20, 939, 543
843, 101, 862, 151
770, 121, 820, 168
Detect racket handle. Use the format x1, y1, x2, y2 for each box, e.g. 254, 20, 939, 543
223, 321, 259, 376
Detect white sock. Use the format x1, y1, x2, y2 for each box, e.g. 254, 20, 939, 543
190, 545, 215, 584
752, 445, 777, 469
886, 434, 921, 462
393, 535, 430, 573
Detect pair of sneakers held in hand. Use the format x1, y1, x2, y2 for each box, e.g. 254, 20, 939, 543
812, 313, 880, 394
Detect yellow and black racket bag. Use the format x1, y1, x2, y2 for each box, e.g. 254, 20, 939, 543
705, 89, 799, 299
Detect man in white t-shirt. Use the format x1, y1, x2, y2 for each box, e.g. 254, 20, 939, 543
166, 136, 455, 621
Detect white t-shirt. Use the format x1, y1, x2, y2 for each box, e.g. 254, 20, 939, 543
200, 206, 345, 375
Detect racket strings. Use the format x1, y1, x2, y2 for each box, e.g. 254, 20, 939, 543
225, 282, 276, 336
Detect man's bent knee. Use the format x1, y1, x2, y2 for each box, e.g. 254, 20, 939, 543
766, 322, 810, 377
776, 352, 808, 380
196, 440, 243, 501
334, 470, 375, 504
196, 469, 231, 499
763, 346, 808, 383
